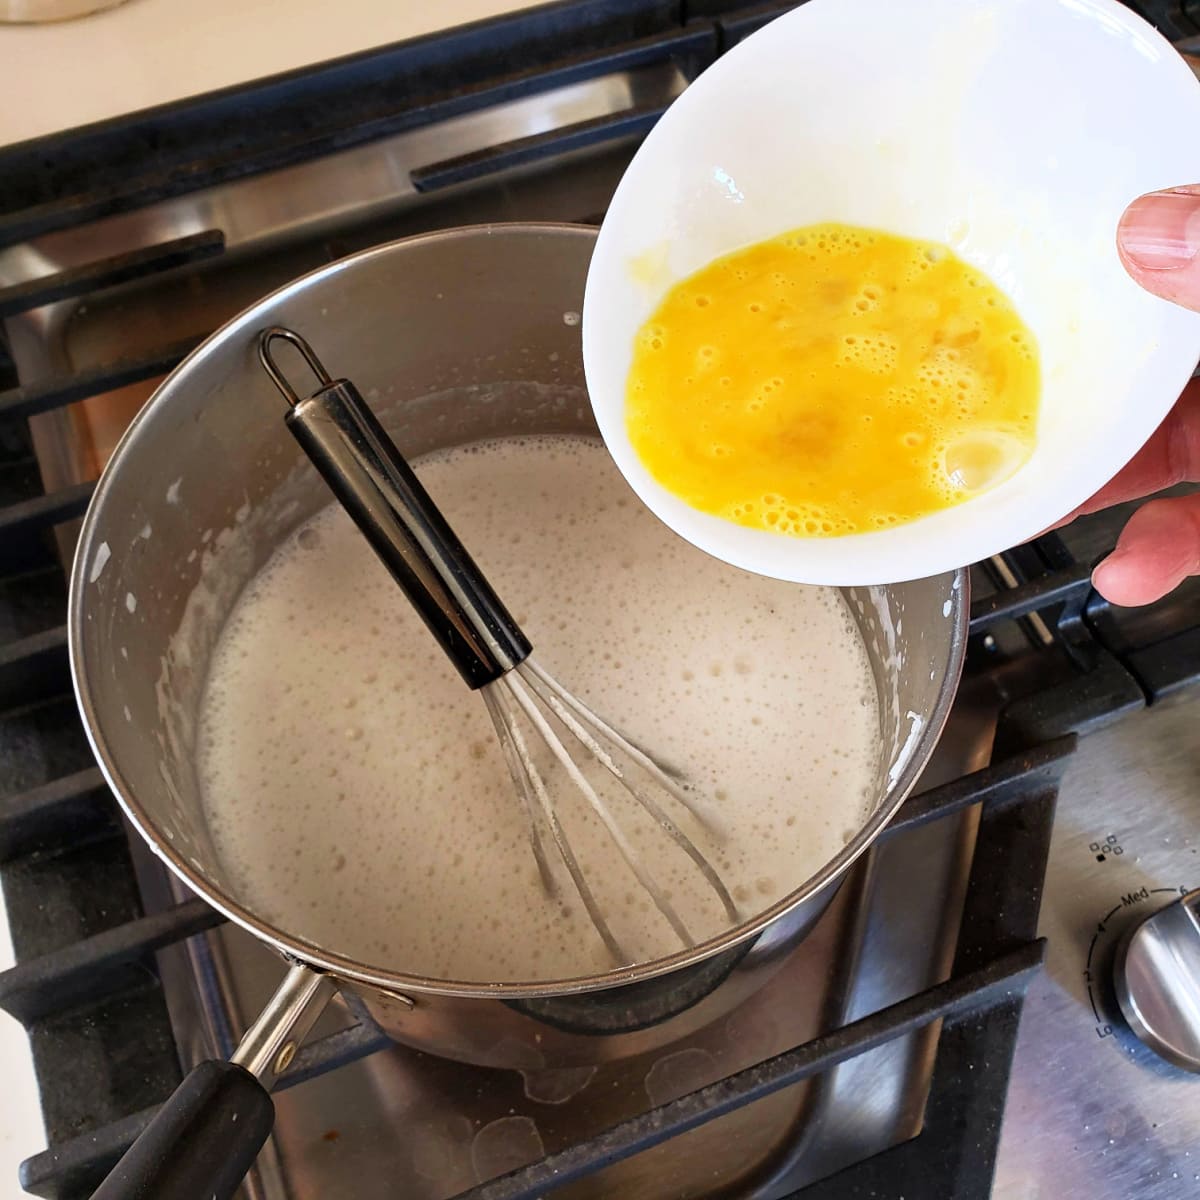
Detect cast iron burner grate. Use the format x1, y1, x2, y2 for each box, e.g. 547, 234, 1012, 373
0, 2, 1198, 1197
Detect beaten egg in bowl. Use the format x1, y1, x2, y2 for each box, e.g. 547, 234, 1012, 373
625, 222, 1040, 538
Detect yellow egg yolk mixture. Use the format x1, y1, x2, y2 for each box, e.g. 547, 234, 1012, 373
625, 223, 1040, 537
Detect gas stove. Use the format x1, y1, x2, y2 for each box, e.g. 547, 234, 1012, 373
1, 3, 1199, 1198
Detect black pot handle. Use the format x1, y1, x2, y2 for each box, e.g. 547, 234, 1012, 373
90, 962, 336, 1200
91, 1061, 273, 1200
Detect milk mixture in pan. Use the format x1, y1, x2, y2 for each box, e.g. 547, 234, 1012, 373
197, 436, 883, 982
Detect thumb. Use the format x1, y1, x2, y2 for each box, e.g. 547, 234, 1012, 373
1092, 494, 1200, 607
1117, 186, 1200, 313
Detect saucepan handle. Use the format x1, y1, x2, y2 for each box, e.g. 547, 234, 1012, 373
90, 963, 336, 1200
90, 1060, 274, 1200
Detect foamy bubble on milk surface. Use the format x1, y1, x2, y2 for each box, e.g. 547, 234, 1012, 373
197, 436, 882, 982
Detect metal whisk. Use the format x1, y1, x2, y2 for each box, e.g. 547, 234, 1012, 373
258, 327, 739, 964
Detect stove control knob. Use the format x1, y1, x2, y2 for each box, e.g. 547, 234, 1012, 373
1115, 888, 1200, 1072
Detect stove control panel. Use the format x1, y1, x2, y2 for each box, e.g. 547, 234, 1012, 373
994, 697, 1200, 1199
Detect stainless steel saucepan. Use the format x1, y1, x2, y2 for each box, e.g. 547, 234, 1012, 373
69, 224, 968, 1198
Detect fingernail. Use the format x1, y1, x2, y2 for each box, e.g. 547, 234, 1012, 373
1119, 189, 1200, 271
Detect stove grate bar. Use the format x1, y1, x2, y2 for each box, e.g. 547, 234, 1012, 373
412, 102, 670, 193
1125, 624, 1200, 700
881, 735, 1073, 842
711, 1, 801, 48
449, 941, 1046, 1200
0, 336, 202, 425
0, 627, 69, 712
967, 563, 1092, 635
0, 485, 95, 541
0, 898, 225, 1025
0, 767, 113, 863
0, 232, 225, 320
18, 1013, 393, 1199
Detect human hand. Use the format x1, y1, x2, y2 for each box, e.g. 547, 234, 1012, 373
1070, 187, 1200, 607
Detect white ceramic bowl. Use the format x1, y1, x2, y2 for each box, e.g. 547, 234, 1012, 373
582, 0, 1200, 584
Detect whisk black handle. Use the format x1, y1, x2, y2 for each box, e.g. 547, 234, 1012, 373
259, 327, 531, 689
